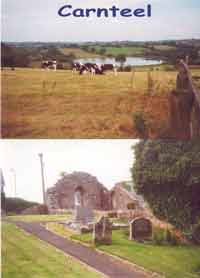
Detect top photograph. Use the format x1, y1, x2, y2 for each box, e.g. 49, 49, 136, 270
1, 0, 200, 139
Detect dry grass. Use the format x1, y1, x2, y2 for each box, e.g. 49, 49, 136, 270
2, 67, 200, 138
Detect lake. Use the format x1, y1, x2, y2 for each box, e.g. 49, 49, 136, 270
75, 57, 162, 66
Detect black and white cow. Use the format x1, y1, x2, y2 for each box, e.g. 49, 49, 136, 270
102, 64, 118, 75
79, 63, 104, 75
72, 62, 82, 73
72, 62, 117, 76
42, 60, 57, 71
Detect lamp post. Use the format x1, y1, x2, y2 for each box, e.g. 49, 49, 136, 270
38, 153, 46, 205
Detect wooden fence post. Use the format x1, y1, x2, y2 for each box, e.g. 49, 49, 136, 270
169, 60, 200, 139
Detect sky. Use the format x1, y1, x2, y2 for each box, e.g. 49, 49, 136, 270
0, 140, 138, 203
2, 0, 200, 42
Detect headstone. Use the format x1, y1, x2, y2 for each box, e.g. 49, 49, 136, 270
129, 217, 152, 241
93, 216, 112, 245
74, 206, 94, 224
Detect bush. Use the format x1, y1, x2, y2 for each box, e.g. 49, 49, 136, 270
22, 204, 49, 215
132, 140, 200, 231
132, 112, 148, 138
153, 227, 166, 245
123, 66, 132, 72
5, 197, 39, 214
192, 221, 200, 244
165, 229, 179, 246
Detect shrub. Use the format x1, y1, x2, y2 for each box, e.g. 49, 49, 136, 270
192, 221, 200, 245
132, 140, 200, 231
132, 112, 148, 138
123, 66, 132, 72
153, 227, 166, 245
5, 197, 39, 214
21, 204, 49, 215
165, 229, 179, 246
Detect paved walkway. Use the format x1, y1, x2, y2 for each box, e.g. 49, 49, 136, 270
14, 221, 155, 278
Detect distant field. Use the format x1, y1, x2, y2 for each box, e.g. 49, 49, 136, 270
60, 47, 99, 58
152, 45, 177, 51
60, 46, 147, 58
2, 67, 200, 138
2, 222, 101, 278
91, 46, 147, 56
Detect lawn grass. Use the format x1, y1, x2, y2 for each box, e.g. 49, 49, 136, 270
46, 222, 77, 238
72, 230, 200, 278
2, 68, 200, 138
5, 214, 72, 222
2, 222, 101, 278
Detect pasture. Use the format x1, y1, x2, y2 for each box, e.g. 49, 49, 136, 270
2, 67, 200, 138
90, 45, 147, 56
60, 47, 100, 58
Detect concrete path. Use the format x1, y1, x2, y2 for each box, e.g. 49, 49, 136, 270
13, 221, 155, 278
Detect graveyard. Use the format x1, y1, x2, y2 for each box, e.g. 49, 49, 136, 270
2, 147, 200, 278
3, 211, 200, 278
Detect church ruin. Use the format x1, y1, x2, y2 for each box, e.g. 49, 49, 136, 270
46, 171, 145, 212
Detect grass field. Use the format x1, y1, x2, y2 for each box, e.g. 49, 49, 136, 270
5, 214, 72, 222
72, 230, 200, 278
60, 46, 147, 57
91, 46, 147, 56
2, 67, 200, 138
60, 47, 100, 58
2, 222, 101, 278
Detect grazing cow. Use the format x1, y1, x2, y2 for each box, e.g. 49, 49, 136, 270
79, 64, 90, 75
83, 63, 104, 75
102, 64, 118, 75
42, 60, 57, 71
72, 62, 82, 73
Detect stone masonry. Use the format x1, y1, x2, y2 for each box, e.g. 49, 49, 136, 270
46, 172, 145, 212
46, 172, 111, 211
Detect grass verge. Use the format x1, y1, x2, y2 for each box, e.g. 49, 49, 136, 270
72, 230, 200, 278
5, 214, 71, 222
2, 222, 101, 278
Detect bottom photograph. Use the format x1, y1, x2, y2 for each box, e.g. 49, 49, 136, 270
1, 139, 200, 278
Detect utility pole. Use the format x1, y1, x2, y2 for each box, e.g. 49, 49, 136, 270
38, 153, 46, 205
10, 168, 16, 198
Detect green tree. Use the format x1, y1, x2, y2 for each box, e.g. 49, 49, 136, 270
99, 48, 106, 56
115, 54, 126, 69
132, 140, 200, 231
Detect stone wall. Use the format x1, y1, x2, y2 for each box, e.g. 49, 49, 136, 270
110, 182, 145, 211
46, 173, 146, 213
46, 172, 111, 211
